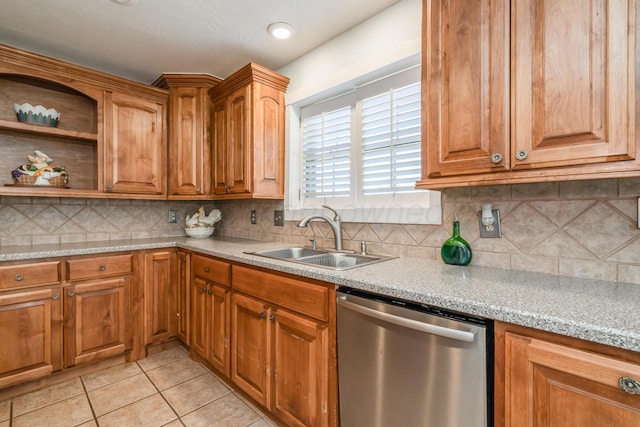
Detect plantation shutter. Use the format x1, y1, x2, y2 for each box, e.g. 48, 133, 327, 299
361, 82, 421, 195
301, 107, 352, 198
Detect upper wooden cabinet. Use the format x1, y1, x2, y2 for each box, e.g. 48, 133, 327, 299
0, 44, 169, 199
104, 91, 167, 196
209, 63, 290, 199
417, 0, 638, 189
153, 74, 222, 199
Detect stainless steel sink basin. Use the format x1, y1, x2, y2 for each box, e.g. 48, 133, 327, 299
250, 247, 328, 259
245, 247, 395, 270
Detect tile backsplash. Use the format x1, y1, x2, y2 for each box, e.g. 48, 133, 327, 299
215, 178, 640, 285
1, 178, 639, 284
0, 196, 215, 246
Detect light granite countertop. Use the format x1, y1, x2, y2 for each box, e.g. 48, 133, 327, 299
2, 236, 639, 353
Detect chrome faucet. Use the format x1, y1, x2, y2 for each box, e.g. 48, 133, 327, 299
298, 205, 343, 251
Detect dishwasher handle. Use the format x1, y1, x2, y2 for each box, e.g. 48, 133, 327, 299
337, 296, 476, 343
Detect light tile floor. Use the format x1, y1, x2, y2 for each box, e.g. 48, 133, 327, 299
0, 346, 276, 427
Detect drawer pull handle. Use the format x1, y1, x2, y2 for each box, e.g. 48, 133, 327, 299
196, 186, 201, 193
68, 290, 76, 297
204, 267, 210, 272
259, 312, 267, 319
98, 265, 106, 272
52, 293, 60, 300
106, 183, 113, 190
14, 274, 24, 281
491, 153, 503, 164
619, 377, 640, 395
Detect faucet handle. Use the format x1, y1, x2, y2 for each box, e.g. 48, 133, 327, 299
309, 239, 317, 250
321, 205, 340, 219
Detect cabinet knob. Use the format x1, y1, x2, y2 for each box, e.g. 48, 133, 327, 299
106, 183, 113, 190
269, 314, 276, 322
259, 312, 267, 319
515, 149, 528, 161
491, 153, 503, 164
204, 267, 210, 272
207, 287, 212, 295
52, 293, 60, 300
619, 377, 640, 395
196, 186, 201, 193
14, 273, 24, 281
202, 286, 208, 293
68, 290, 76, 297
98, 265, 106, 272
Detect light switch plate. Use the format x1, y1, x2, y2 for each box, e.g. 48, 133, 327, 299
274, 210, 284, 226
168, 210, 177, 223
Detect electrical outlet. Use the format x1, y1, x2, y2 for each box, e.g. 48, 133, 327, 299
168, 210, 178, 223
274, 210, 284, 226
251, 210, 257, 224
478, 209, 502, 238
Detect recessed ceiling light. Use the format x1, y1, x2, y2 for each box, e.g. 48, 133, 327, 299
268, 22, 294, 40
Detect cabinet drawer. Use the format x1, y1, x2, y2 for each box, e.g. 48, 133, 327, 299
67, 254, 133, 281
0, 261, 61, 290
192, 254, 230, 286
232, 265, 329, 322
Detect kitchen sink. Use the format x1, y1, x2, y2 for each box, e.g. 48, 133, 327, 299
250, 247, 327, 259
246, 247, 395, 270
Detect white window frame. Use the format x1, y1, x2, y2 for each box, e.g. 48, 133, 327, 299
285, 62, 441, 225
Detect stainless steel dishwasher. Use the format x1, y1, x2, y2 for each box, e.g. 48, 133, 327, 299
336, 288, 493, 427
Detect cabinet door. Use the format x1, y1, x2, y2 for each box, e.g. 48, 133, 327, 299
504, 331, 640, 426
176, 250, 190, 345
272, 308, 328, 427
64, 278, 127, 367
211, 96, 229, 195
143, 250, 175, 345
191, 276, 209, 359
0, 288, 62, 388
252, 82, 285, 198
210, 283, 230, 378
511, 0, 635, 169
213, 85, 252, 196
231, 292, 270, 407
169, 87, 210, 197
424, 0, 510, 177
104, 91, 166, 195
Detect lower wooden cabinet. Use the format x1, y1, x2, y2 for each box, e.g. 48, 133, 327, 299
64, 253, 133, 367
142, 250, 176, 345
191, 254, 231, 377
63, 277, 129, 367
496, 322, 640, 426
231, 265, 333, 427
0, 287, 63, 388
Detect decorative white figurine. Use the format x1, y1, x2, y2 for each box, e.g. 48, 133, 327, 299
185, 207, 222, 238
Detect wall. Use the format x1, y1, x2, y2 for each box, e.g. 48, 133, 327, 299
215, 178, 640, 285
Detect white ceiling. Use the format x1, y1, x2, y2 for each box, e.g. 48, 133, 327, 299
0, 0, 401, 84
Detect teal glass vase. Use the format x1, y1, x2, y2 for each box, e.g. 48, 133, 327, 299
441, 220, 472, 266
